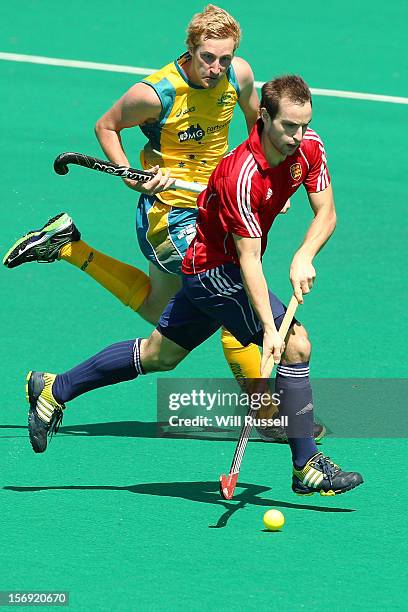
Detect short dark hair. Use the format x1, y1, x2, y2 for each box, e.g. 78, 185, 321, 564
260, 75, 312, 121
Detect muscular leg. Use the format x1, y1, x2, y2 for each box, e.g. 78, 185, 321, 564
141, 329, 189, 371
281, 322, 311, 364
8, 210, 288, 416
61, 242, 261, 379
52, 330, 189, 404
138, 264, 181, 325
27, 284, 208, 455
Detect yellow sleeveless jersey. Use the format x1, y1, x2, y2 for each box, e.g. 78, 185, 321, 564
140, 53, 240, 208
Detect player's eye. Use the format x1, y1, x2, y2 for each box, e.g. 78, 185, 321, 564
201, 53, 215, 64
219, 56, 232, 68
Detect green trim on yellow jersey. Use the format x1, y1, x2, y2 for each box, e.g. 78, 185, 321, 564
226, 62, 240, 97
141, 78, 176, 152
139, 53, 240, 209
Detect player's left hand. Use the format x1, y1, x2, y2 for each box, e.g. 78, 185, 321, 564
289, 254, 316, 304
260, 327, 285, 378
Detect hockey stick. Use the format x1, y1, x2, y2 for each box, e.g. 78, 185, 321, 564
219, 294, 299, 500
53, 152, 207, 194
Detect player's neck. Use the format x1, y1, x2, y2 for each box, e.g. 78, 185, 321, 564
261, 131, 287, 167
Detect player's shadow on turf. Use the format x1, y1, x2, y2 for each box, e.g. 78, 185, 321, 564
0, 421, 270, 443
4, 481, 355, 527
61, 421, 254, 442
1, 422, 325, 445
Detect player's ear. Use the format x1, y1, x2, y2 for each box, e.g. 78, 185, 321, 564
260, 108, 270, 125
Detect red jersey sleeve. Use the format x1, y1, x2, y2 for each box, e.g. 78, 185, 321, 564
218, 170, 263, 239
303, 131, 331, 193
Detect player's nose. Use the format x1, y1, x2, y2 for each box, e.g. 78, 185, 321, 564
293, 126, 303, 143
210, 60, 222, 75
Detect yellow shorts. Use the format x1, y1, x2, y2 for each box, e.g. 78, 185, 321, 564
135, 194, 198, 275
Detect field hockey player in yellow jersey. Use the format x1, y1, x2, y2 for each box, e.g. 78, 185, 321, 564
3, 5, 324, 443
93, 4, 259, 326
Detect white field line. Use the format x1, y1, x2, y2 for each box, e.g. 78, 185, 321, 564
1, 51, 407, 105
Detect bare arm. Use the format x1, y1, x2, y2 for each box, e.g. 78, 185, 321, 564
94, 82, 174, 193
232, 57, 259, 133
233, 234, 284, 375
290, 183, 337, 302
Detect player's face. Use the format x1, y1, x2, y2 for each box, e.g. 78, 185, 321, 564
261, 97, 312, 157
189, 36, 235, 88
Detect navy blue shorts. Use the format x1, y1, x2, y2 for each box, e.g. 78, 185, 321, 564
157, 264, 290, 351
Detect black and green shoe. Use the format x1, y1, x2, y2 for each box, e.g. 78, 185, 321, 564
26, 371, 65, 453
3, 212, 80, 268
292, 452, 363, 496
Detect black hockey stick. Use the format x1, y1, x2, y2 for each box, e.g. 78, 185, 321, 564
54, 152, 206, 193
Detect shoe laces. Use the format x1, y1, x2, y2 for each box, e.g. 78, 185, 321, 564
48, 409, 63, 439
315, 455, 340, 487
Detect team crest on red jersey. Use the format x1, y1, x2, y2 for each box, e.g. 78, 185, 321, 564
290, 163, 302, 181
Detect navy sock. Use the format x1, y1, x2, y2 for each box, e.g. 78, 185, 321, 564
275, 362, 318, 469
52, 339, 144, 403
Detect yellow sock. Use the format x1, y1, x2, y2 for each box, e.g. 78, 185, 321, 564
221, 328, 279, 419
59, 240, 150, 311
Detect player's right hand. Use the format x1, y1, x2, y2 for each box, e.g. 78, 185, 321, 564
123, 165, 175, 194
289, 254, 316, 304
279, 199, 291, 214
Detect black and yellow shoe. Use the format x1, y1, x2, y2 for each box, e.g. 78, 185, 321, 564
292, 452, 363, 496
26, 371, 65, 453
257, 421, 326, 443
3, 212, 80, 268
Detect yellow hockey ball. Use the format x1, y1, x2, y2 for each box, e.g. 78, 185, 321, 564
263, 509, 285, 531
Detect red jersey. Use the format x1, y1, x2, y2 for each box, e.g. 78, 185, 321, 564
182, 119, 330, 274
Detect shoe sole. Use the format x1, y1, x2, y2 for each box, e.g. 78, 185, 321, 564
26, 371, 47, 454
314, 423, 327, 442
294, 476, 364, 497
25, 370, 37, 408
3, 213, 72, 267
